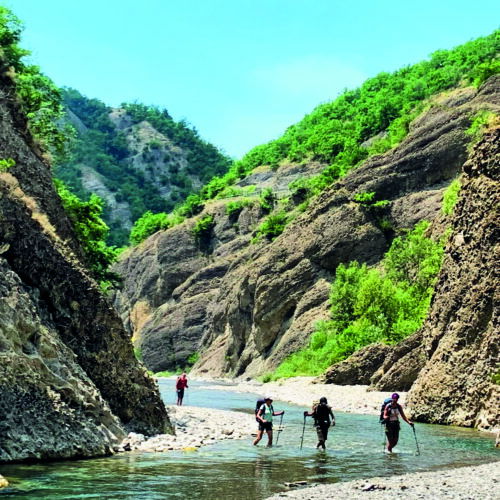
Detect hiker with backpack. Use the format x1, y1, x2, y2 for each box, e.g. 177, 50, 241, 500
304, 396, 335, 450
382, 393, 413, 453
253, 396, 285, 447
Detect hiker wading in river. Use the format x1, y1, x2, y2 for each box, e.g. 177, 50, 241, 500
304, 396, 335, 449
383, 393, 413, 453
175, 373, 188, 406
253, 396, 284, 447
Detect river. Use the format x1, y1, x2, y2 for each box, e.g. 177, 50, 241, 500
0, 379, 498, 499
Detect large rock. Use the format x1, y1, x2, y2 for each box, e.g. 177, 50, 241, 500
319, 344, 392, 385
0, 73, 170, 463
114, 77, 500, 380
406, 127, 499, 431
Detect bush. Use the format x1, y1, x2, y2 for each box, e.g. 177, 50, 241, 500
442, 178, 461, 216
253, 212, 289, 241
55, 180, 119, 287
192, 215, 214, 239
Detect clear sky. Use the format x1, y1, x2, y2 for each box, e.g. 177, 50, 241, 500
5, 0, 499, 158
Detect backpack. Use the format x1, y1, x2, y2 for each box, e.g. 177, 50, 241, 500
255, 398, 266, 421
380, 398, 401, 424
314, 402, 331, 425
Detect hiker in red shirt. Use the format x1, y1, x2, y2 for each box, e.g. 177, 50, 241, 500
176, 373, 189, 405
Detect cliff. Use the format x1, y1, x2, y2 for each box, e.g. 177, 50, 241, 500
406, 127, 499, 430
0, 74, 171, 463
113, 77, 499, 387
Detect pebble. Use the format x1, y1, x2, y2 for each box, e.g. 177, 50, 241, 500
120, 405, 255, 453
0, 475, 8, 488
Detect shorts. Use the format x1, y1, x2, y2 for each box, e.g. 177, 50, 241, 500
176, 389, 184, 398
258, 421, 273, 432
385, 421, 400, 440
316, 423, 330, 441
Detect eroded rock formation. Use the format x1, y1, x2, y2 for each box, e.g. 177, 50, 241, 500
114, 77, 499, 386
0, 74, 170, 463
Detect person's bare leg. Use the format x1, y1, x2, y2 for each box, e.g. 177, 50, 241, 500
266, 430, 273, 447
253, 430, 263, 446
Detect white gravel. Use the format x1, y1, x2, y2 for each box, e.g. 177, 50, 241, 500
267, 461, 500, 499
120, 405, 255, 452
202, 376, 405, 415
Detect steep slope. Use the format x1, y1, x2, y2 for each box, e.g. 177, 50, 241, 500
406, 127, 499, 430
0, 74, 170, 463
113, 76, 499, 377
56, 89, 232, 245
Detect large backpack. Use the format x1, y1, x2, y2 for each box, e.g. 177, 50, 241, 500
255, 398, 266, 421
380, 398, 401, 424
314, 402, 331, 425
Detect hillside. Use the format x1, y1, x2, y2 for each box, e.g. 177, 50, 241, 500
55, 89, 232, 245
113, 32, 499, 431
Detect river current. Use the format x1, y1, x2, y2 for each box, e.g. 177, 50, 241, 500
1, 379, 498, 499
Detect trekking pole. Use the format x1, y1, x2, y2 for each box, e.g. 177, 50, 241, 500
275, 413, 284, 445
300, 415, 306, 449
381, 424, 386, 453
412, 425, 420, 455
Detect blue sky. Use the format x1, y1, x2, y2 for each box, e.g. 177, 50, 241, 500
5, 0, 499, 158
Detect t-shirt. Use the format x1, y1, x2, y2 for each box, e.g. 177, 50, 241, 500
176, 377, 188, 390
259, 404, 274, 423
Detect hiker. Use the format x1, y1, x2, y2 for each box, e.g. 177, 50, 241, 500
175, 373, 188, 406
304, 396, 335, 449
253, 396, 284, 447
383, 392, 413, 453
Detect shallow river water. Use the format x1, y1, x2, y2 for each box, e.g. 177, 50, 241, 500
1, 379, 498, 499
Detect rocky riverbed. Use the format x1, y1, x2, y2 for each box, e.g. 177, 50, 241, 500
120, 405, 255, 452
267, 461, 500, 499
201, 376, 406, 415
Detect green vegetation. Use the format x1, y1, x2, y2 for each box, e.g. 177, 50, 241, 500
55, 180, 119, 289
466, 110, 499, 148
192, 215, 214, 241
0, 7, 70, 156
129, 210, 185, 245
226, 199, 252, 217
53, 89, 232, 246
442, 179, 461, 216
253, 211, 289, 242
269, 221, 444, 379
0, 158, 15, 172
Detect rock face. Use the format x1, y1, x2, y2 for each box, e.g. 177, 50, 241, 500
113, 77, 499, 382
406, 127, 499, 430
0, 75, 170, 463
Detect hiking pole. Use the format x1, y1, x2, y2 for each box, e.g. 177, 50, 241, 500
275, 413, 284, 445
412, 425, 420, 456
300, 415, 306, 449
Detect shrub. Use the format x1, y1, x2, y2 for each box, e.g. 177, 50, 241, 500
0, 158, 15, 172
192, 215, 214, 239
442, 178, 461, 216
253, 212, 289, 241
55, 180, 119, 287
226, 199, 251, 217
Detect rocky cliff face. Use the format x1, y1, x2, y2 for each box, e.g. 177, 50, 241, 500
113, 77, 499, 382
406, 127, 499, 431
0, 75, 170, 463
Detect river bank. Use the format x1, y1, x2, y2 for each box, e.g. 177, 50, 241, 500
199, 376, 405, 415
267, 461, 500, 499
120, 404, 255, 452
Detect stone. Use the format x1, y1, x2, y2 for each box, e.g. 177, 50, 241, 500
0, 475, 9, 488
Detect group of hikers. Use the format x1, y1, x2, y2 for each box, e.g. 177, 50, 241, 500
175, 376, 414, 452
253, 392, 413, 452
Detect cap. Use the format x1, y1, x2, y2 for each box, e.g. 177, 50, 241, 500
391, 393, 400, 399
319, 397, 327, 404
265, 395, 273, 401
